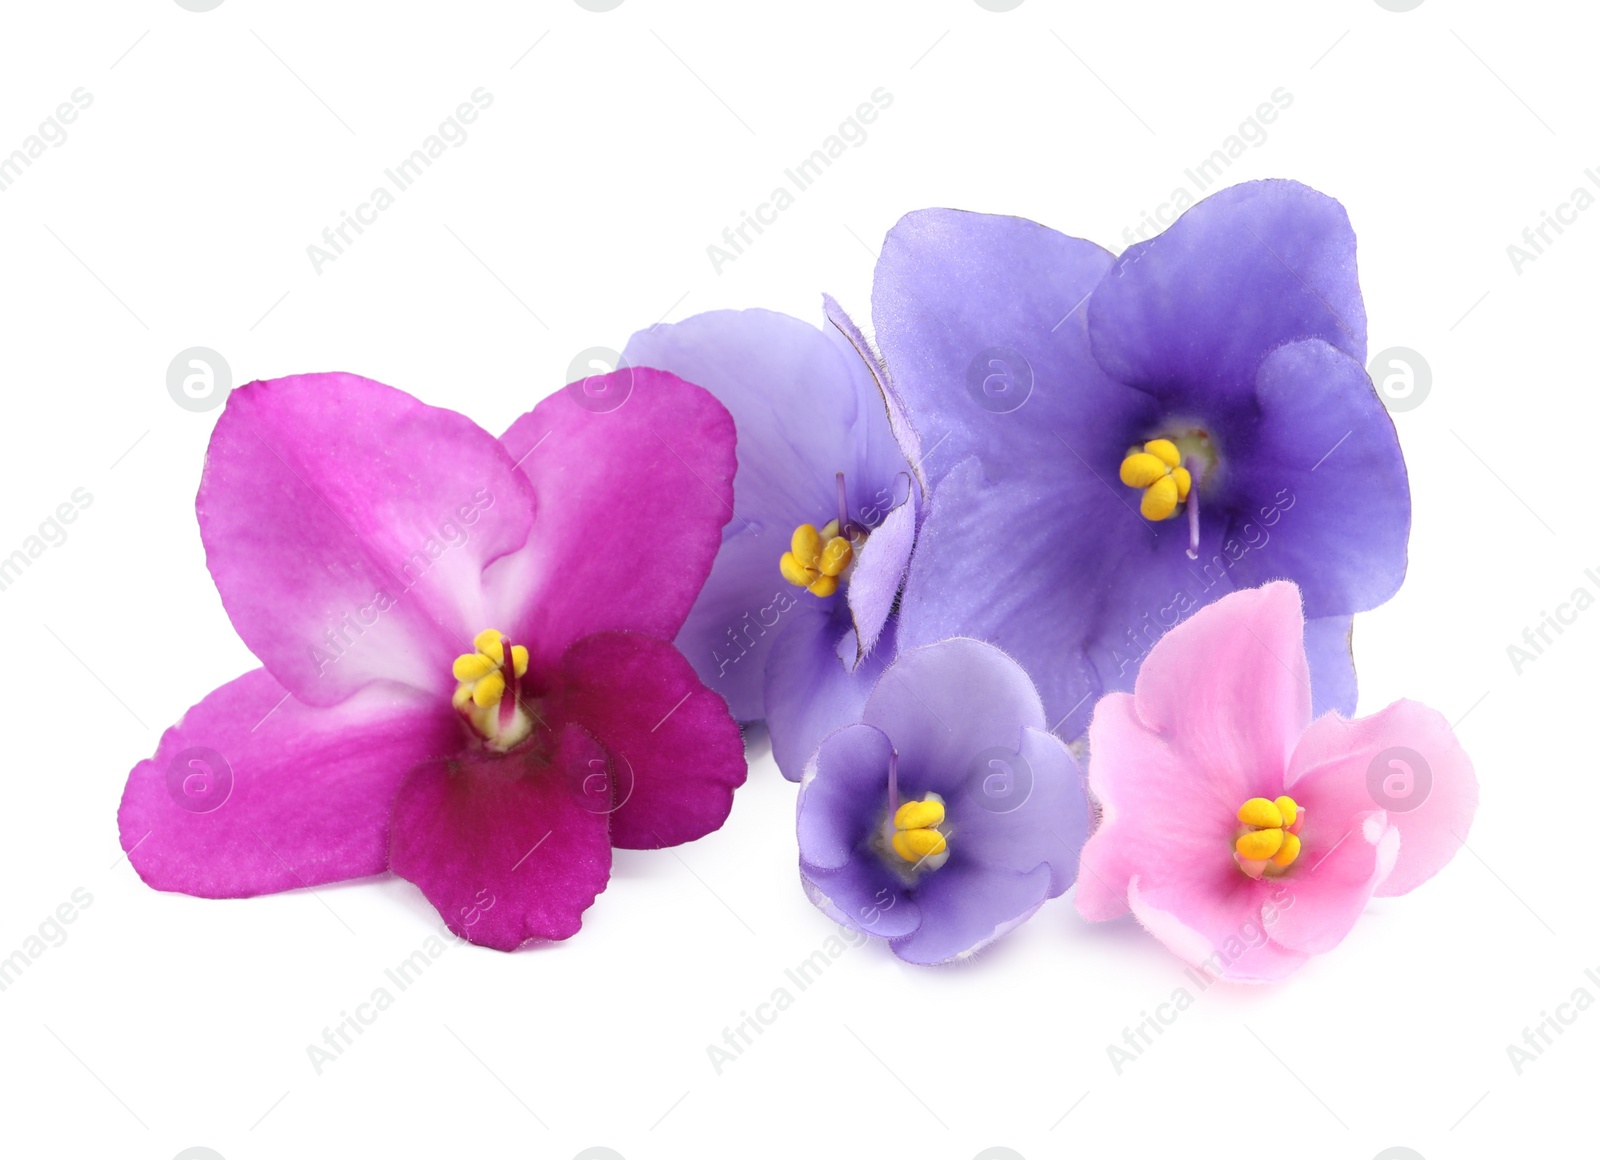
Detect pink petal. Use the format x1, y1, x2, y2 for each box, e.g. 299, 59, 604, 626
495, 368, 737, 676
199, 373, 540, 706
118, 668, 461, 897
548, 632, 747, 850
1132, 580, 1311, 795
1287, 699, 1477, 897
1266, 810, 1398, 954
1076, 694, 1243, 921
388, 726, 613, 949
1127, 872, 1307, 983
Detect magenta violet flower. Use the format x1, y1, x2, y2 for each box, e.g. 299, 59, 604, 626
117, 370, 747, 950
797, 637, 1086, 964
873, 179, 1408, 741
1076, 581, 1477, 982
624, 298, 921, 780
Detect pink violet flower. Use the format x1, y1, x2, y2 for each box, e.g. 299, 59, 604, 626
1076, 581, 1477, 981
117, 370, 747, 950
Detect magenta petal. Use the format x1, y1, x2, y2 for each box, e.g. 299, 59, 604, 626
1133, 580, 1311, 791
388, 726, 612, 949
549, 632, 747, 850
199, 374, 540, 706
1266, 811, 1398, 955
118, 668, 461, 898
1287, 700, 1477, 897
496, 368, 736, 677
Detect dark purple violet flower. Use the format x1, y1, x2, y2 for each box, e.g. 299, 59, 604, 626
872, 180, 1408, 739
797, 637, 1085, 964
624, 299, 921, 779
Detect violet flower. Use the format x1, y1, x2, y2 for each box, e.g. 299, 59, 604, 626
624, 300, 920, 779
118, 370, 746, 950
873, 180, 1408, 739
797, 637, 1086, 964
1077, 581, 1476, 981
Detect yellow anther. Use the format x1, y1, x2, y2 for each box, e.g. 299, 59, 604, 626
1119, 452, 1169, 489
892, 828, 949, 861
1237, 798, 1285, 829
894, 799, 946, 831
1274, 796, 1299, 829
470, 670, 505, 709
1271, 832, 1302, 868
1235, 828, 1284, 861
782, 519, 860, 597
1144, 438, 1181, 469
452, 652, 498, 682
1139, 475, 1180, 521
818, 536, 854, 578
473, 628, 505, 654
1120, 438, 1197, 522
790, 524, 823, 568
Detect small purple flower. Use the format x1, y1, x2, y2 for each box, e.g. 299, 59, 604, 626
625, 299, 921, 779
873, 180, 1409, 739
797, 638, 1085, 964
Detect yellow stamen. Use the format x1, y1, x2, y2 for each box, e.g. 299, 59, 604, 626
889, 792, 949, 868
1233, 794, 1303, 874
1119, 438, 1196, 522
780, 517, 855, 596
894, 799, 945, 831
451, 628, 533, 750
892, 828, 948, 861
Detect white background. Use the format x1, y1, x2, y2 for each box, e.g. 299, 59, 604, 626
0, 2, 1592, 1158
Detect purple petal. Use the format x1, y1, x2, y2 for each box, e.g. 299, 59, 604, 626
764, 605, 894, 781
118, 668, 461, 897
888, 861, 1055, 965
845, 476, 916, 662
1305, 614, 1357, 717
1221, 339, 1409, 617
624, 309, 909, 720
860, 636, 1047, 797
1088, 179, 1367, 402
199, 373, 540, 706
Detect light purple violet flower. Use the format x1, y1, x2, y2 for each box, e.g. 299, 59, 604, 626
624, 299, 921, 780
873, 180, 1409, 740
797, 637, 1086, 964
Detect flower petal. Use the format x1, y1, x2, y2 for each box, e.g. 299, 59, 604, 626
1223, 340, 1409, 617
388, 725, 612, 950
1265, 811, 1398, 955
1287, 700, 1477, 897
495, 367, 737, 681
1304, 614, 1357, 717
1088, 180, 1367, 401
861, 637, 1048, 799
764, 605, 894, 782
118, 668, 461, 897
1076, 694, 1245, 922
1132, 581, 1311, 792
623, 311, 906, 719
548, 631, 747, 850
845, 476, 916, 662
1127, 873, 1307, 983
797, 723, 895, 873
872, 207, 1134, 489
888, 862, 1055, 965
199, 374, 540, 706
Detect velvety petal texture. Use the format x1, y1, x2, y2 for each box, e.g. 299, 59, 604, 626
119, 668, 462, 898
880, 182, 1407, 741
623, 307, 917, 749
1078, 581, 1475, 980
797, 638, 1086, 964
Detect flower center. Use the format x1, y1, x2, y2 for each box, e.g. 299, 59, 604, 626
876, 749, 950, 873
1119, 430, 1215, 559
451, 629, 534, 751
779, 472, 867, 598
1232, 795, 1304, 879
